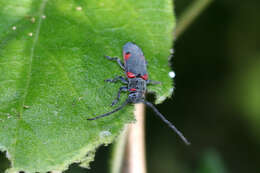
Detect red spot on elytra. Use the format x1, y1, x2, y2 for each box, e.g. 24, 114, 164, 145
127, 72, 135, 78
130, 88, 137, 91
124, 52, 131, 60
141, 74, 148, 80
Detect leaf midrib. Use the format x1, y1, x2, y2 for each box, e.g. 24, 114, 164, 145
18, 0, 48, 118
12, 0, 48, 168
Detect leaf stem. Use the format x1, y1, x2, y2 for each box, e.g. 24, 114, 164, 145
175, 0, 213, 39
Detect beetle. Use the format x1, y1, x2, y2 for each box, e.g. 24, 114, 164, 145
87, 42, 190, 145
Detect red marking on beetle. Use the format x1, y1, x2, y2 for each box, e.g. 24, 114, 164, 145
124, 52, 131, 60
127, 72, 135, 78
130, 88, 137, 91
141, 74, 148, 80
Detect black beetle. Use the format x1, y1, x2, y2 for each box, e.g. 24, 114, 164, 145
88, 42, 190, 145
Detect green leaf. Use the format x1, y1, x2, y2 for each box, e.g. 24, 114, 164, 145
0, 0, 175, 172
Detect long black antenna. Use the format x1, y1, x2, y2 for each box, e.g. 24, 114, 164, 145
87, 99, 129, 120
144, 101, 190, 145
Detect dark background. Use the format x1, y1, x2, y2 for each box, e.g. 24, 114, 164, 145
1, 0, 259, 172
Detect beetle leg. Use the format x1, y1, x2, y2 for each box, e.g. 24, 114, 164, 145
105, 76, 128, 84
147, 80, 161, 85
105, 55, 125, 70
111, 86, 128, 106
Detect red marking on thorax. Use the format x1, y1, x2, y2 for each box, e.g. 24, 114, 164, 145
127, 72, 135, 78
129, 88, 137, 91
124, 52, 131, 60
141, 74, 148, 80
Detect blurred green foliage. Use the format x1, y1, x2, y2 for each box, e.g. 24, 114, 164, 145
197, 150, 227, 173
234, 56, 260, 142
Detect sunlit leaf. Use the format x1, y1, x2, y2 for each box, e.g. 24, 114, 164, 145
0, 0, 175, 172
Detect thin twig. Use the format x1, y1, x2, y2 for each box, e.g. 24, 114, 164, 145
175, 0, 213, 39
125, 103, 146, 173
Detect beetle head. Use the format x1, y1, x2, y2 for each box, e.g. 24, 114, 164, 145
128, 92, 144, 103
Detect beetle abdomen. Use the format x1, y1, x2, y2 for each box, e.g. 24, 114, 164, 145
123, 42, 148, 80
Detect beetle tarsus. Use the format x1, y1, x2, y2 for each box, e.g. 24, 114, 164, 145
111, 100, 118, 106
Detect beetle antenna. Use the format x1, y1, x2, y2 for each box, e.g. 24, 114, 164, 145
144, 101, 190, 145
87, 99, 129, 120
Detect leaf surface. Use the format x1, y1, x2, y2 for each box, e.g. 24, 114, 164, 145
0, 0, 175, 172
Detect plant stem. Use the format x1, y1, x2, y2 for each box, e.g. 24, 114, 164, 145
110, 126, 128, 173
175, 0, 213, 39
110, 104, 146, 173
125, 103, 146, 173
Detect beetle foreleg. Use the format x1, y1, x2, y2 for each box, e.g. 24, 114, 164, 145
111, 86, 128, 106
105, 56, 125, 70
105, 76, 128, 84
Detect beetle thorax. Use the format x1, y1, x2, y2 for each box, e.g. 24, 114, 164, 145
128, 78, 146, 92
127, 78, 146, 103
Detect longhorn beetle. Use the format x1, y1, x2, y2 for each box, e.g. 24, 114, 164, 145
88, 42, 190, 145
